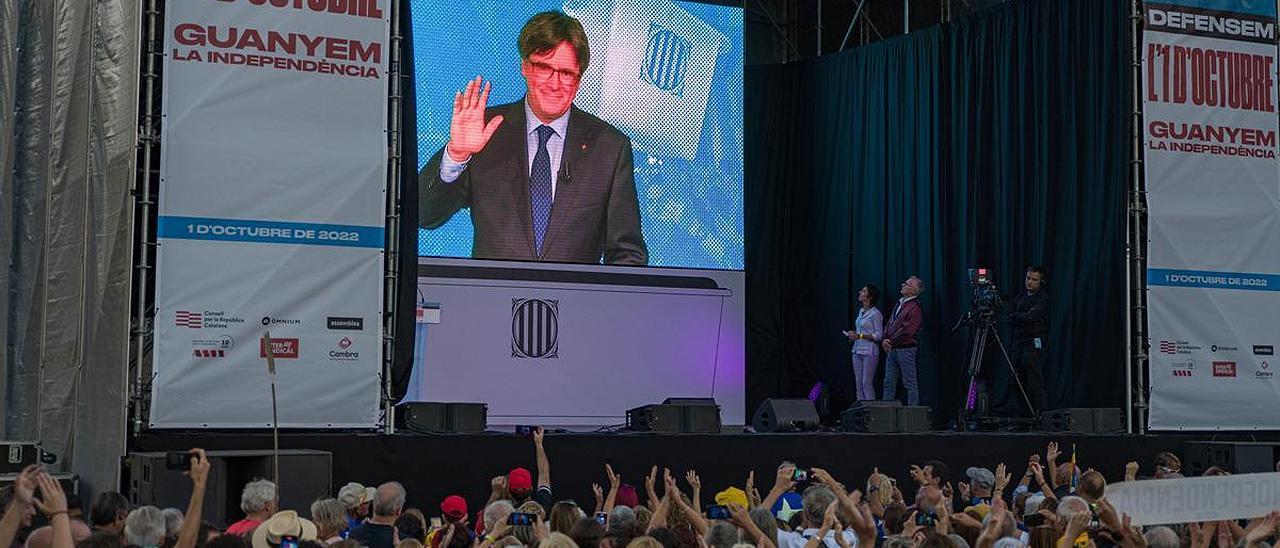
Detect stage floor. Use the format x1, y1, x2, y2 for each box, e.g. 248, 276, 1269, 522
133, 430, 1280, 512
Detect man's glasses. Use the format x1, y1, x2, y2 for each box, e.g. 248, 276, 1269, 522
527, 61, 580, 84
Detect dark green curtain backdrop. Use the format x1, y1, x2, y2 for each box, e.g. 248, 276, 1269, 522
745, 0, 1129, 423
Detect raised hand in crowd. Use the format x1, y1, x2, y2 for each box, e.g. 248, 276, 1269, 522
33, 470, 71, 548
176, 448, 210, 548
685, 470, 702, 512
533, 426, 551, 491
0, 465, 40, 548
1245, 511, 1280, 548
762, 462, 796, 511
603, 464, 621, 512
1046, 441, 1062, 487
728, 503, 776, 548
665, 468, 708, 535
909, 464, 929, 486
1189, 521, 1218, 548
977, 498, 1009, 548
645, 465, 659, 509
745, 470, 762, 508
532, 514, 550, 544
1124, 461, 1140, 482
804, 502, 840, 548
592, 483, 604, 514
488, 474, 508, 504
935, 492, 952, 536
1058, 504, 1091, 548
993, 462, 1012, 500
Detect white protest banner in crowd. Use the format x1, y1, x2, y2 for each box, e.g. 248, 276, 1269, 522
1107, 473, 1280, 525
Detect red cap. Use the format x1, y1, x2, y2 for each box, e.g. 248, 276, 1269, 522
616, 485, 639, 508
508, 467, 533, 493
441, 495, 468, 520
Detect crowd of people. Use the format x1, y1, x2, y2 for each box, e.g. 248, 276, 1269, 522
3, 432, 1279, 548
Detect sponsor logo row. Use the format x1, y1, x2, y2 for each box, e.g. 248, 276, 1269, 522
1167, 359, 1272, 380
174, 311, 365, 332
187, 334, 364, 363
1159, 340, 1272, 356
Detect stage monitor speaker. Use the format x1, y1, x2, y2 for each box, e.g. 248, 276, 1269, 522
446, 403, 488, 433
627, 404, 683, 433
128, 450, 331, 527
841, 401, 900, 433
399, 402, 447, 433
663, 397, 717, 406
1185, 442, 1278, 475
400, 402, 487, 433
897, 406, 932, 432
662, 398, 722, 433
752, 399, 820, 433
1039, 408, 1124, 433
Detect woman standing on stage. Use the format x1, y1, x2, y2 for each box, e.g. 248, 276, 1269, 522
847, 284, 883, 401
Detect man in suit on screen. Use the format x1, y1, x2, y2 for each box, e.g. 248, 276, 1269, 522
418, 11, 648, 265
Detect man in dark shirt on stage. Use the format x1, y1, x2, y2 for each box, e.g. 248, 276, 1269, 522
1007, 265, 1049, 417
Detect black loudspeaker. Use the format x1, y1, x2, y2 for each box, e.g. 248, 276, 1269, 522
1185, 442, 1278, 475
399, 402, 447, 432
841, 401, 900, 433
128, 450, 331, 527
752, 399, 820, 433
897, 406, 932, 432
446, 403, 488, 433
662, 398, 722, 433
1039, 408, 1124, 433
627, 404, 683, 432
399, 402, 487, 433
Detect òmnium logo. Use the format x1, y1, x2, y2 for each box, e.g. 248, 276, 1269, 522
512, 299, 558, 359
1254, 345, 1275, 356
328, 336, 359, 361
1211, 344, 1238, 353
262, 316, 302, 326
327, 317, 364, 330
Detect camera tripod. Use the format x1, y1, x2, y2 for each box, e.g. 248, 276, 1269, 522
953, 310, 1036, 432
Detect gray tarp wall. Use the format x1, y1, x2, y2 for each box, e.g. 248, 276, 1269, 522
1, 0, 140, 497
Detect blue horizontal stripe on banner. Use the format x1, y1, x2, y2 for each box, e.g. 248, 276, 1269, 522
1153, 0, 1276, 18
1148, 268, 1280, 291
158, 216, 384, 248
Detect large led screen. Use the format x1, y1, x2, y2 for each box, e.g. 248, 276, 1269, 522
411, 0, 743, 269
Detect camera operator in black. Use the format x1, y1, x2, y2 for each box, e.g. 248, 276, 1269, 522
1007, 266, 1049, 416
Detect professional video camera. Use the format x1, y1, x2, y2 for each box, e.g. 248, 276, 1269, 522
955, 267, 1034, 429
967, 267, 1005, 317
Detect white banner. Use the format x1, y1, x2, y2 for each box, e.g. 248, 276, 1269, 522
1143, 0, 1280, 430
1107, 473, 1280, 526
151, 0, 389, 428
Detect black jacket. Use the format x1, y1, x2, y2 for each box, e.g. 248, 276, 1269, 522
1008, 289, 1048, 341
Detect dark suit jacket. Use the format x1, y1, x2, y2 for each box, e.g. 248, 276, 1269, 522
418, 100, 648, 265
